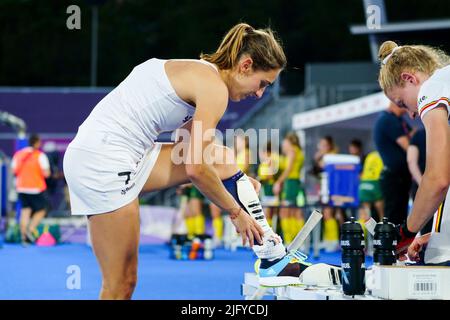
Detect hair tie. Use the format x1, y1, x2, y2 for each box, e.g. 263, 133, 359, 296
382, 46, 402, 65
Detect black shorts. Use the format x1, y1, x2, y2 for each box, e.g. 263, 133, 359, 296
18, 192, 47, 213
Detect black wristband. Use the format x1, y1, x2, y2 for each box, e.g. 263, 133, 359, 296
401, 221, 417, 238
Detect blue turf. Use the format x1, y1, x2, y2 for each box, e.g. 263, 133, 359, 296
0, 243, 371, 300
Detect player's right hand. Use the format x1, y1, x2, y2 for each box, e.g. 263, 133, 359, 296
395, 221, 417, 258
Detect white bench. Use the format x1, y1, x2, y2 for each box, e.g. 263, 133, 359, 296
242, 272, 381, 300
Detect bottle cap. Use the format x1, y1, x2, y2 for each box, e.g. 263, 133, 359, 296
341, 217, 363, 233
374, 217, 396, 234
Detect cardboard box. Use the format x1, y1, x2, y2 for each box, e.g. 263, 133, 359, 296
370, 265, 450, 300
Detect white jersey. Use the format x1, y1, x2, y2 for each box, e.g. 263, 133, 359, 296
417, 64, 450, 264
69, 58, 217, 162
418, 65, 450, 119
64, 58, 219, 215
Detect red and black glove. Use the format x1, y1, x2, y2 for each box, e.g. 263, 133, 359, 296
395, 221, 417, 257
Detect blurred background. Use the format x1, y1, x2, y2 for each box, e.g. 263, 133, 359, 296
0, 0, 449, 299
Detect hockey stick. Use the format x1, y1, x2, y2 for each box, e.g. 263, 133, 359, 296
364, 217, 377, 236
287, 209, 323, 252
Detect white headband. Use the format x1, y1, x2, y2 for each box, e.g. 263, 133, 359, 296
382, 46, 402, 65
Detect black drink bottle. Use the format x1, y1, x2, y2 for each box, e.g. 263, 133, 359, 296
373, 217, 397, 265
340, 217, 366, 296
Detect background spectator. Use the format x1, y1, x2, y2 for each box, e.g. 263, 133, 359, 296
374, 101, 412, 225
312, 136, 338, 177
312, 136, 340, 252
11, 134, 50, 245
407, 128, 433, 235
273, 132, 305, 244
257, 141, 281, 229
348, 139, 365, 172
358, 150, 384, 226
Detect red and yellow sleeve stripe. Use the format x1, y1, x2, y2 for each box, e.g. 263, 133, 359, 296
419, 97, 450, 118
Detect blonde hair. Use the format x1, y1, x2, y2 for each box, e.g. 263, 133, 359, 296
378, 40, 450, 91
200, 23, 286, 71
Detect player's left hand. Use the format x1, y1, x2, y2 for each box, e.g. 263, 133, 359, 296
406, 233, 431, 262
406, 238, 424, 262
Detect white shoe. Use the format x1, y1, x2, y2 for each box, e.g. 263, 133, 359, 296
256, 250, 342, 288
257, 250, 311, 287
299, 263, 342, 287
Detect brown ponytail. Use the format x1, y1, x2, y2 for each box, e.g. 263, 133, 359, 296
201, 22, 286, 71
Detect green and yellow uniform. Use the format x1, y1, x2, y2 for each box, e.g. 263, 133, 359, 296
277, 146, 306, 243
358, 151, 384, 203
183, 185, 205, 237
280, 146, 306, 207
258, 153, 281, 197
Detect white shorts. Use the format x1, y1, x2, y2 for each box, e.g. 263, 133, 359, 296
63, 144, 162, 215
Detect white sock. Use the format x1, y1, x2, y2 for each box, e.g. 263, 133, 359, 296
232, 173, 286, 260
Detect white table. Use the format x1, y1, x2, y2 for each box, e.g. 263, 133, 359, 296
242, 273, 382, 300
